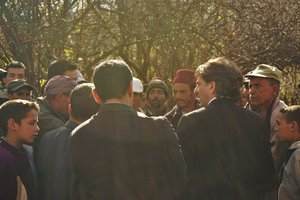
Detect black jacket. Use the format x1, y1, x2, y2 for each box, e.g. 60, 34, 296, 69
70, 103, 186, 200
37, 121, 78, 200
177, 98, 275, 200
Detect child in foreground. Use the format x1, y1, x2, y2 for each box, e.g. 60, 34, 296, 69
0, 100, 39, 200
277, 105, 300, 200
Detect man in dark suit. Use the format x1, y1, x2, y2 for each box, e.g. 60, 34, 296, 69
70, 59, 186, 200
177, 57, 275, 200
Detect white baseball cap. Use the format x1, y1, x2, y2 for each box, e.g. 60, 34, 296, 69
133, 77, 143, 93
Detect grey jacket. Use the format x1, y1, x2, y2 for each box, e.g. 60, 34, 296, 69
278, 141, 300, 200
33, 97, 67, 160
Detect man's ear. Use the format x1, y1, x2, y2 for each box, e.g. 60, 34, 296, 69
92, 88, 102, 103
289, 121, 299, 132
7, 118, 18, 131
128, 80, 133, 97
209, 81, 216, 94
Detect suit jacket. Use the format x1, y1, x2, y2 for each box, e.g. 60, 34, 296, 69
164, 100, 200, 130
70, 103, 186, 200
177, 98, 275, 200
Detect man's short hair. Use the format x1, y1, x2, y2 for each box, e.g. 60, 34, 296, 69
70, 83, 99, 120
93, 59, 132, 102
5, 61, 27, 77
196, 57, 243, 103
0, 100, 39, 134
48, 60, 77, 80
5, 61, 26, 71
280, 105, 300, 128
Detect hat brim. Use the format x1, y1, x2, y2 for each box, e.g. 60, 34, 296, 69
244, 74, 280, 82
9, 84, 35, 93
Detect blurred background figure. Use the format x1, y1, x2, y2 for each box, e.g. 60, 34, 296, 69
132, 77, 144, 112
7, 79, 35, 101
0, 61, 27, 105
145, 78, 169, 116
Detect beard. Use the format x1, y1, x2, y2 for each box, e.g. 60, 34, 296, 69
150, 99, 163, 109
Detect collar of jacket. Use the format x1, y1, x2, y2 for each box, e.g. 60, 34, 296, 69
289, 140, 300, 150
0, 138, 27, 158
98, 103, 135, 114
207, 97, 235, 108
174, 99, 201, 116
65, 120, 79, 130
37, 97, 67, 122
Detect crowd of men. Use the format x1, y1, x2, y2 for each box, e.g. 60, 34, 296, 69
0, 58, 299, 200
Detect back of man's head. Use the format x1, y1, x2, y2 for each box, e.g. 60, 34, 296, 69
196, 57, 243, 103
93, 59, 132, 102
48, 60, 77, 80
70, 83, 99, 121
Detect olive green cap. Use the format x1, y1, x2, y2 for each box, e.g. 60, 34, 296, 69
244, 64, 282, 82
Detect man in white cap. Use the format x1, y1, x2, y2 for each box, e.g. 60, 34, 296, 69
132, 77, 144, 112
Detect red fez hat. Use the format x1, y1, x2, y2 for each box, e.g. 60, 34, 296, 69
173, 69, 196, 87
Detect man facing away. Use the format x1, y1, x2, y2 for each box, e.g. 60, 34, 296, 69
177, 57, 275, 200
165, 69, 199, 130
70, 59, 186, 200
0, 100, 39, 200
37, 83, 99, 200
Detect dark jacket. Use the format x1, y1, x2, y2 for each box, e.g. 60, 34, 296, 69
70, 103, 186, 200
177, 98, 275, 200
164, 100, 200, 130
34, 97, 67, 160
37, 121, 78, 200
0, 139, 38, 200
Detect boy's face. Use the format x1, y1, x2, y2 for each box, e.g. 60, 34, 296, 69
14, 109, 39, 144
276, 113, 298, 142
